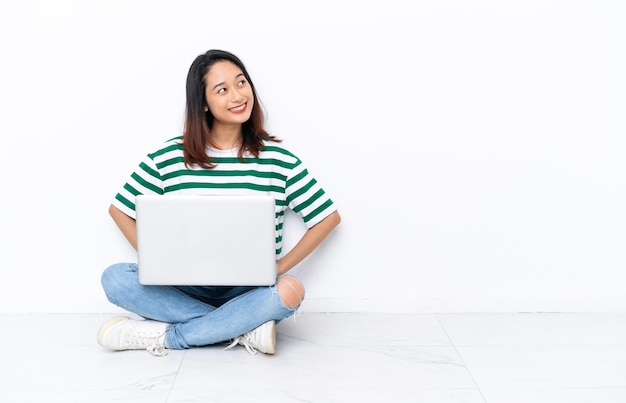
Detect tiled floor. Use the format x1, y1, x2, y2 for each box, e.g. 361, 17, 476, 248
0, 312, 625, 402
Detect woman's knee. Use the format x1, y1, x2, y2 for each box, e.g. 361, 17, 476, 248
276, 276, 305, 309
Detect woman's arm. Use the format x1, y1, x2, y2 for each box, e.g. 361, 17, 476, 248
276, 210, 341, 276
109, 204, 138, 250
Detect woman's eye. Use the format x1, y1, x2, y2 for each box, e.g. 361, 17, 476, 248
238, 79, 246, 86
217, 88, 226, 94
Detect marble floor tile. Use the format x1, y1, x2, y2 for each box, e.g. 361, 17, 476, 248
0, 344, 185, 391
172, 343, 476, 391
437, 312, 626, 346
0, 389, 171, 403
1, 312, 625, 402
0, 314, 185, 392
278, 312, 452, 346
456, 345, 626, 388
167, 387, 487, 403
481, 387, 626, 403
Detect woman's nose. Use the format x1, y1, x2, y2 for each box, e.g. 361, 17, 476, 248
230, 88, 244, 102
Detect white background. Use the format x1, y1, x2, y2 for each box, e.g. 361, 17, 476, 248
0, 0, 624, 313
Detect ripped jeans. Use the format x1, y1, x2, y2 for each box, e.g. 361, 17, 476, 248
100, 262, 297, 349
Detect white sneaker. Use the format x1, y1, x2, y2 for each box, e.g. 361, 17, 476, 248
97, 316, 170, 357
225, 320, 276, 355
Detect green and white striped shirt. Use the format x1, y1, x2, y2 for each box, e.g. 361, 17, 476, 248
112, 137, 336, 257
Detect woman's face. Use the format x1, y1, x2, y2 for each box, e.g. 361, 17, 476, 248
204, 60, 254, 126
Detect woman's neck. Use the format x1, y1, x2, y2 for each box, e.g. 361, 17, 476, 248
209, 123, 242, 150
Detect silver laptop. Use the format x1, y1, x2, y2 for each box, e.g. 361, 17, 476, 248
135, 194, 277, 286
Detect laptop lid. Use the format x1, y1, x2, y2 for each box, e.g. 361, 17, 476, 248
135, 194, 277, 286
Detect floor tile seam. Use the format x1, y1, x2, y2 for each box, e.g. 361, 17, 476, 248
435, 315, 489, 403
165, 349, 188, 401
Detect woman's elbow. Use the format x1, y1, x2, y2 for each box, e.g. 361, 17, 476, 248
328, 210, 341, 228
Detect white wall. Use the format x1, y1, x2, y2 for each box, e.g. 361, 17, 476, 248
1, 0, 624, 314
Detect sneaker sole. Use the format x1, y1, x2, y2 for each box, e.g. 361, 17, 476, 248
97, 316, 129, 346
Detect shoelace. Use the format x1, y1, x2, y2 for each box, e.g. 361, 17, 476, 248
224, 335, 258, 355
147, 343, 168, 357
127, 333, 167, 357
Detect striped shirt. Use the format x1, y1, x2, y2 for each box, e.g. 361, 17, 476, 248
112, 137, 336, 257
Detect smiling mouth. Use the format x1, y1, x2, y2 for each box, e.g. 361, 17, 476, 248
229, 103, 246, 112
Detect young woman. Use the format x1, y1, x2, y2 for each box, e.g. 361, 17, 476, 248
97, 49, 341, 356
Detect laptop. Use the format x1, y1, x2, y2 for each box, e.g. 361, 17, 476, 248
135, 194, 277, 286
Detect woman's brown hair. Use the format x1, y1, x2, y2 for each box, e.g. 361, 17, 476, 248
183, 49, 280, 168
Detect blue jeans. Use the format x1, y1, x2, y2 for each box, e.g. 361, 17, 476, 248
101, 262, 297, 349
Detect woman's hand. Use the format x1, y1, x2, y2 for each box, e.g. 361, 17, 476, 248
276, 210, 341, 276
